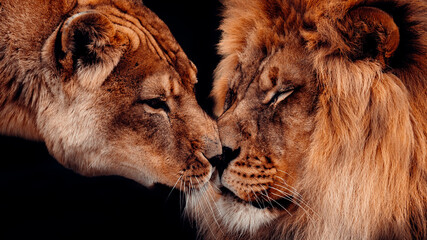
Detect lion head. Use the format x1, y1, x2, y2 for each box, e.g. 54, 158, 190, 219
186, 0, 427, 239
0, 0, 221, 190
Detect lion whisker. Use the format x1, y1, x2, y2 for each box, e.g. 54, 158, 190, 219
277, 169, 296, 181
269, 189, 319, 222
269, 191, 319, 224
257, 189, 275, 209
269, 185, 305, 205
263, 193, 293, 216
250, 179, 274, 208
271, 183, 305, 204
270, 185, 306, 204
261, 189, 275, 207
260, 195, 275, 209
249, 187, 267, 209
274, 175, 302, 198
270, 181, 306, 204
255, 187, 292, 216
270, 183, 319, 219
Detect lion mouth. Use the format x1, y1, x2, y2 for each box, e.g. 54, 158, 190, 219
218, 185, 293, 210
209, 167, 293, 210
250, 194, 293, 210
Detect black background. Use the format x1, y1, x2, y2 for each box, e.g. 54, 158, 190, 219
0, 1, 222, 239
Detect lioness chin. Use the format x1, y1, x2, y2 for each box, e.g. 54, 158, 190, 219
186, 0, 427, 239
0, 0, 221, 190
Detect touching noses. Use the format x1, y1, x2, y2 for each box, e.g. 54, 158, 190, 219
210, 146, 240, 177
209, 110, 241, 176
202, 135, 222, 160
199, 116, 223, 164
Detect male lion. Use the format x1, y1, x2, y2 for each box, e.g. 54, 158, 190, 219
0, 0, 222, 190
185, 0, 427, 239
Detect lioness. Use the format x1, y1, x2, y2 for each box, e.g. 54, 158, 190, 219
0, 0, 221, 189
186, 0, 427, 239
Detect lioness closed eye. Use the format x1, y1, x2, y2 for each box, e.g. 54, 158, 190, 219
0, 0, 221, 189
186, 0, 427, 239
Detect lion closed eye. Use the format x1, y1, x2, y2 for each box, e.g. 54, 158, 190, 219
186, 0, 427, 239
0, 0, 222, 190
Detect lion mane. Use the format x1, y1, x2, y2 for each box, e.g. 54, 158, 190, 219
186, 0, 426, 239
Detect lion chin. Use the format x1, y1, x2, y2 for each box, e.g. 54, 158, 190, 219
0, 0, 222, 190
185, 0, 427, 239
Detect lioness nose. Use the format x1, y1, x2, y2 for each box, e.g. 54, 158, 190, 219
202, 136, 222, 160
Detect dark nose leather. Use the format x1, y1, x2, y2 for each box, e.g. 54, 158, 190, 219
210, 147, 240, 177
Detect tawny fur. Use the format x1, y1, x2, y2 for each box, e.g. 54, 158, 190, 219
187, 0, 426, 239
0, 0, 221, 189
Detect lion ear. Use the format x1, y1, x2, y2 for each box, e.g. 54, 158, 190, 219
43, 11, 125, 89
344, 6, 400, 67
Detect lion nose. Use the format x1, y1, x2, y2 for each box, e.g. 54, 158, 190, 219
209, 154, 224, 176
210, 146, 240, 177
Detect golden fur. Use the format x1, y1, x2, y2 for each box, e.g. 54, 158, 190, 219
0, 0, 222, 189
186, 0, 427, 239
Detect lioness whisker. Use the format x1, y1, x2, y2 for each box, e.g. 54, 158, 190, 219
195, 178, 224, 234
195, 186, 218, 239
205, 184, 224, 216
167, 174, 183, 200
210, 182, 221, 192
179, 176, 185, 211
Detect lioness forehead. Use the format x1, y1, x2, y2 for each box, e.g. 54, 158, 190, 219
74, 0, 197, 86
140, 73, 182, 98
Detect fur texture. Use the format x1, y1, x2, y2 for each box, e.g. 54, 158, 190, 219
0, 0, 222, 189
186, 0, 427, 239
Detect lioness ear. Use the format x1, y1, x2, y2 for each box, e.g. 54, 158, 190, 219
43, 11, 126, 89
344, 6, 400, 67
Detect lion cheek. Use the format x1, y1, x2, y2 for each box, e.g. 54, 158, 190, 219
221, 158, 276, 202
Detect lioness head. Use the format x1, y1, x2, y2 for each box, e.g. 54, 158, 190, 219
186, 0, 427, 239
0, 0, 221, 189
